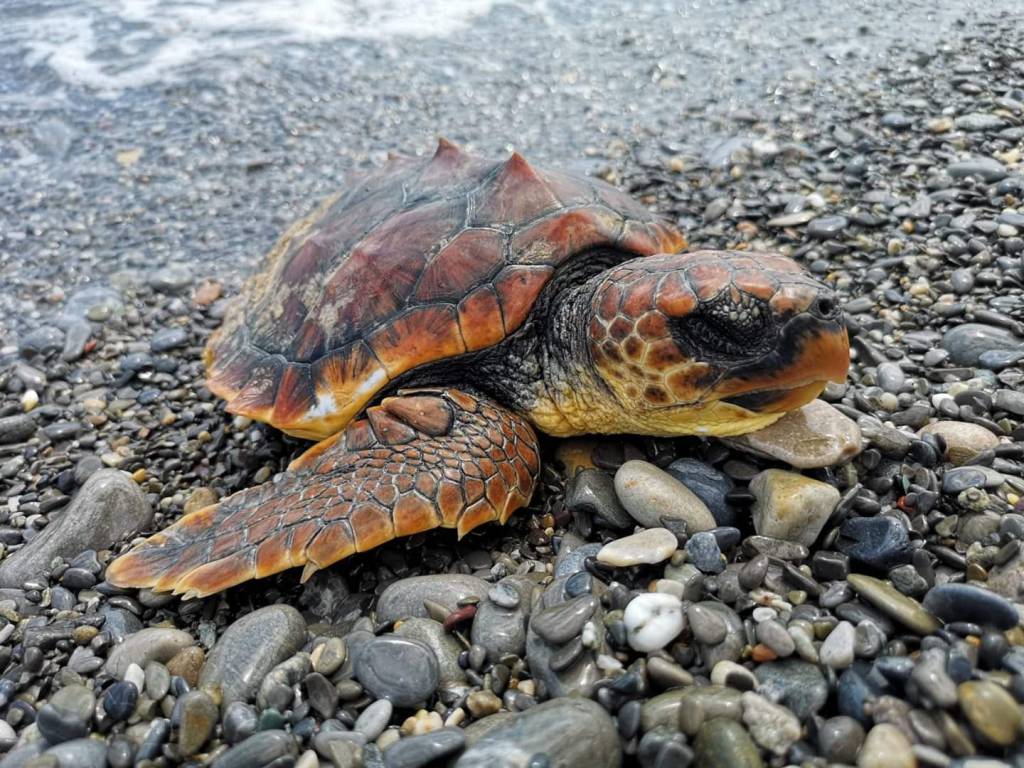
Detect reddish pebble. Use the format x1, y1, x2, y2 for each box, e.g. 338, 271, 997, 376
750, 644, 778, 663
443, 604, 477, 631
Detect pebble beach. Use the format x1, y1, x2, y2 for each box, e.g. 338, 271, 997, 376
3, 1, 1024, 766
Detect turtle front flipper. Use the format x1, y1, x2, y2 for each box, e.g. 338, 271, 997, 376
106, 390, 540, 599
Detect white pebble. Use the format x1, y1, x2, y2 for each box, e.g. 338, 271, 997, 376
819, 621, 856, 670
623, 592, 684, 652
596, 528, 678, 567
123, 662, 145, 691
751, 606, 778, 623
21, 389, 38, 412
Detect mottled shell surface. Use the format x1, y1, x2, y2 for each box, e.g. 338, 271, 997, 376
206, 141, 685, 439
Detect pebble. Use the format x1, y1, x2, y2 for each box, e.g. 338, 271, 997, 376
565, 469, 633, 529
455, 698, 620, 768
104, 628, 194, 678
749, 469, 840, 546
177, 690, 218, 755
819, 715, 866, 763
395, 617, 465, 683
385, 728, 467, 768
354, 635, 439, 707
665, 458, 736, 526
695, 716, 764, 768
741, 691, 801, 756
922, 584, 1018, 630
211, 730, 298, 768
807, 215, 849, 239
819, 620, 856, 669
726, 400, 862, 468
0, 469, 152, 588
946, 158, 1008, 182
754, 660, 829, 720
470, 576, 532, 661
150, 326, 189, 352
858, 723, 916, 768
613, 460, 716, 531
837, 516, 912, 569
623, 592, 684, 651
36, 684, 94, 743
529, 594, 597, 644
377, 575, 488, 624
0, 414, 36, 445
596, 527, 678, 566
847, 574, 940, 635
911, 648, 958, 709
685, 531, 725, 573
198, 605, 307, 705
941, 324, 1023, 366
101, 681, 138, 722
355, 699, 393, 741
43, 738, 107, 768
958, 680, 1023, 747
919, 421, 999, 465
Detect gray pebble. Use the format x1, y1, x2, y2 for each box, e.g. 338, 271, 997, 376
354, 635, 439, 707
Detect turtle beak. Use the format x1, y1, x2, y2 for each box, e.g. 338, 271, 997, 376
714, 297, 850, 414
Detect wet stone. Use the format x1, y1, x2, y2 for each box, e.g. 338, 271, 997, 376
613, 460, 716, 531
922, 583, 1019, 630
958, 680, 1023, 747
385, 728, 467, 768
685, 531, 725, 573
395, 617, 466, 683
0, 414, 36, 445
837, 516, 912, 569
354, 635, 439, 707
101, 681, 138, 722
104, 628, 194, 678
807, 215, 849, 239
742, 691, 801, 756
943, 466, 1006, 493
354, 699, 392, 741
198, 604, 307, 706
859, 723, 915, 768
455, 697, 619, 768
947, 158, 1009, 182
818, 715, 865, 763
530, 594, 597, 645
470, 577, 532, 661
150, 326, 189, 352
941, 323, 1024, 367
178, 690, 218, 756
847, 574, 939, 636
210, 730, 298, 768
377, 575, 488, 624
623, 592, 684, 651
919, 421, 999, 465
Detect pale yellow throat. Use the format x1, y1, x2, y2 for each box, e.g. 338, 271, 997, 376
530, 381, 828, 438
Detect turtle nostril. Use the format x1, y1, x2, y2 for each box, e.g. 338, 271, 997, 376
814, 296, 836, 318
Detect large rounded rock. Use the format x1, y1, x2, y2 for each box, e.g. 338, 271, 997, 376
104, 628, 194, 678
922, 583, 1019, 630
377, 575, 489, 624
0, 469, 152, 588
749, 469, 839, 546
199, 605, 307, 706
941, 323, 1024, 366
354, 634, 440, 707
614, 460, 716, 532
455, 697, 621, 768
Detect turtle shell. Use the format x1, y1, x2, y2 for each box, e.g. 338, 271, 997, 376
206, 140, 685, 440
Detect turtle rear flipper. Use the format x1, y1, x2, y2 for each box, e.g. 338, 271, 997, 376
106, 390, 539, 599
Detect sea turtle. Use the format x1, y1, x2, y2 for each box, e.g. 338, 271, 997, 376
107, 140, 849, 598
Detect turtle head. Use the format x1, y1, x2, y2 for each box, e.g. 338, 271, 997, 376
578, 250, 849, 437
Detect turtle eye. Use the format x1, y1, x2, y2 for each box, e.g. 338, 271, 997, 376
669, 292, 774, 362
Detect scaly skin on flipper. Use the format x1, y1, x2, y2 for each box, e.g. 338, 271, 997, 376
106, 390, 539, 598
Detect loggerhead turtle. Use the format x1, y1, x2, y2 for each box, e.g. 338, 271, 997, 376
107, 140, 849, 598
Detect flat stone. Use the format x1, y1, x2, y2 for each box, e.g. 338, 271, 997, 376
596, 527, 678, 567
623, 593, 684, 652
354, 699, 393, 741
646, 685, 743, 734
613, 460, 716, 531
104, 628, 194, 678
858, 723, 915, 768
727, 400, 861, 469
529, 594, 597, 645
922, 583, 1019, 630
377, 575, 488, 624
210, 730, 298, 768
819, 621, 855, 670
36, 684, 95, 743
470, 576, 533, 662
0, 469, 152, 588
919, 421, 999, 465
694, 717, 764, 768
958, 680, 1023, 747
384, 728, 467, 768
947, 158, 1008, 182
749, 469, 839, 546
455, 697, 620, 768
807, 215, 849, 239
42, 738, 107, 768
847, 574, 940, 635
354, 635, 439, 707
941, 323, 1024, 366
199, 605, 307, 706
